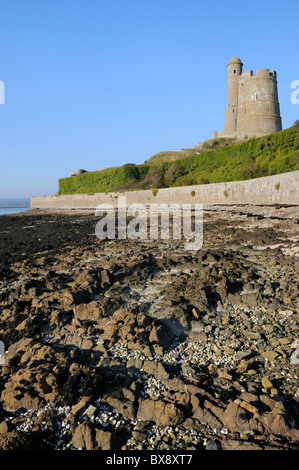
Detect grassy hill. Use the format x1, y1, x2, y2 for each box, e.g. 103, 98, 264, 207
144, 137, 239, 166
144, 149, 199, 166
58, 124, 299, 195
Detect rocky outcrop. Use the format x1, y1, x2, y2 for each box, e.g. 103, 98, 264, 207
0, 205, 298, 450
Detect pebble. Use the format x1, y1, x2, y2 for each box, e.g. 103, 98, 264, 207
83, 405, 97, 419
262, 377, 274, 389
290, 346, 299, 365
205, 439, 220, 450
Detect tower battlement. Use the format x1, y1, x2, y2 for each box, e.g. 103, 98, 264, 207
213, 58, 282, 140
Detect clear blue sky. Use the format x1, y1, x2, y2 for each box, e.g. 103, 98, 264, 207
0, 0, 298, 198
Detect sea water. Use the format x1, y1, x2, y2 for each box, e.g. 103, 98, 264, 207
0, 198, 30, 215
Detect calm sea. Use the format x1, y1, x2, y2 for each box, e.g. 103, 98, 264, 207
0, 198, 31, 215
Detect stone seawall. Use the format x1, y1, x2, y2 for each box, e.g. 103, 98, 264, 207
30, 171, 299, 210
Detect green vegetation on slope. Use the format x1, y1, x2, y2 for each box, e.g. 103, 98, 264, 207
145, 149, 198, 166
58, 125, 299, 195
58, 164, 149, 195
144, 137, 239, 166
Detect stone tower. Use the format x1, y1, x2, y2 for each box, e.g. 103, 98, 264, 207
224, 57, 243, 133
213, 57, 282, 139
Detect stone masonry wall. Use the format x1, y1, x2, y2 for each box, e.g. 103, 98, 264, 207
30, 171, 299, 210
237, 70, 282, 135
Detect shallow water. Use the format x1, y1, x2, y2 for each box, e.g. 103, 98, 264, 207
0, 207, 30, 215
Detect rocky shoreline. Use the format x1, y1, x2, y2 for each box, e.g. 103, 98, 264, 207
0, 204, 298, 450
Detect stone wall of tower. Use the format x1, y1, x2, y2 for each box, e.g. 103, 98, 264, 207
224, 58, 243, 132
237, 69, 282, 135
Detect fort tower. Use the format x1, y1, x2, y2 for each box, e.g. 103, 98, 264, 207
213, 57, 282, 139
224, 57, 243, 132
